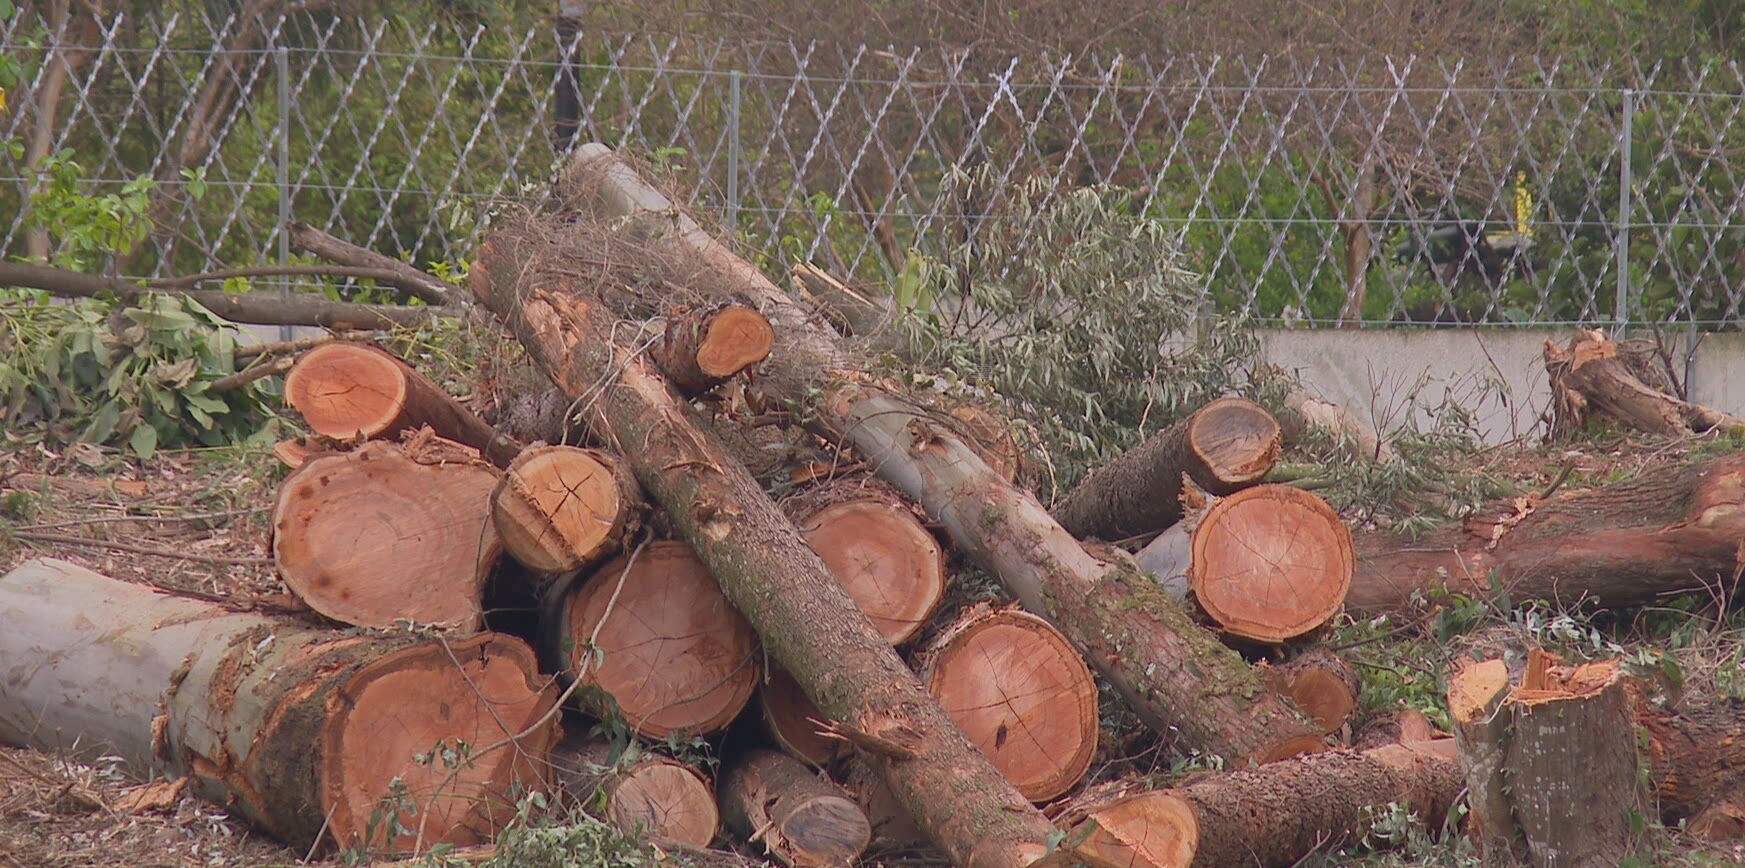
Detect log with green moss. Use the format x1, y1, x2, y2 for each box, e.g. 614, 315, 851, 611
552, 144, 1321, 764
470, 237, 1057, 868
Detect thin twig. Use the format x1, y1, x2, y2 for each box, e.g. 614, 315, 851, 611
10, 531, 270, 566
13, 506, 265, 532
210, 355, 294, 392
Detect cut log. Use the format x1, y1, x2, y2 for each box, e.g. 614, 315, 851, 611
272, 435, 502, 630
1350, 453, 1745, 614
1051, 781, 1198, 868
1545, 329, 1745, 439
720, 750, 872, 867
1136, 484, 1353, 643
1447, 654, 1650, 866
289, 220, 460, 306
1268, 648, 1361, 735
1053, 397, 1281, 542
272, 436, 327, 469
473, 237, 1059, 867
918, 605, 1100, 803
838, 758, 924, 846
652, 301, 775, 394
790, 479, 946, 645
1353, 708, 1444, 750
549, 734, 719, 847
0, 559, 559, 854
284, 342, 519, 466
560, 143, 1322, 765
491, 445, 642, 575
546, 541, 759, 738
761, 667, 849, 766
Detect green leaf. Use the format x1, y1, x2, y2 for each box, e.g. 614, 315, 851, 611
129, 422, 158, 460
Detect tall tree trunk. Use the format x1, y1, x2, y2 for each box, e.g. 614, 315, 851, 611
0, 558, 559, 854
556, 143, 1321, 764
471, 242, 1059, 868
23, 2, 102, 263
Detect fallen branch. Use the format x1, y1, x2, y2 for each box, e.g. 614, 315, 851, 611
209, 355, 294, 392
10, 530, 272, 566
232, 330, 374, 361
290, 220, 462, 305
1545, 329, 1745, 438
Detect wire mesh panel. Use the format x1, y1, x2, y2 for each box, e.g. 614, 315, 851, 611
2, 8, 1742, 327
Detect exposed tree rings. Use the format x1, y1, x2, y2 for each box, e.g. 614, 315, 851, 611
695, 306, 775, 377
608, 759, 719, 847
1189, 396, 1283, 485
1189, 485, 1354, 643
492, 445, 623, 573
284, 343, 408, 440
1071, 791, 1199, 868
799, 500, 946, 645
564, 541, 760, 738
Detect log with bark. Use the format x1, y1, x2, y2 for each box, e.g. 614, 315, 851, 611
0, 558, 559, 854
652, 301, 776, 395
1053, 396, 1282, 542
284, 342, 520, 466
491, 445, 643, 576
720, 750, 872, 867
1545, 329, 1745, 439
289, 220, 461, 305
1449, 654, 1652, 866
918, 605, 1100, 803
472, 237, 1060, 867
1051, 782, 1198, 868
789, 478, 946, 645
1135, 484, 1354, 644
1265, 648, 1361, 735
1349, 452, 1745, 614
271, 434, 503, 630
761, 667, 850, 767
559, 143, 1322, 765
544, 541, 759, 738
548, 734, 719, 847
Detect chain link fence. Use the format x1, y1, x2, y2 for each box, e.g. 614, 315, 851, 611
4, 10, 1744, 327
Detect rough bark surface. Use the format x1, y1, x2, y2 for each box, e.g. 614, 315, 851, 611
1053, 396, 1282, 542
1350, 454, 1745, 613
472, 236, 1058, 868
762, 667, 850, 766
549, 734, 719, 847
272, 436, 502, 630
1545, 329, 1745, 438
289, 220, 460, 305
720, 750, 872, 867
285, 342, 520, 466
0, 559, 559, 854
558, 143, 1320, 764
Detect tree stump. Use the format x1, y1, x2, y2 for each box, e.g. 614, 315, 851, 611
1054, 396, 1281, 542
491, 445, 642, 575
272, 435, 502, 630
549, 734, 719, 847
1136, 484, 1353, 643
790, 480, 946, 645
545, 541, 759, 738
918, 605, 1099, 803
720, 750, 871, 867
652, 301, 775, 394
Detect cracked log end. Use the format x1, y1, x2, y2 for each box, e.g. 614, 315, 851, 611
285, 342, 409, 440
720, 750, 871, 867
319, 633, 558, 852
1189, 485, 1353, 644
557, 541, 759, 738
1055, 782, 1198, 868
919, 606, 1099, 803
492, 445, 635, 574
796, 493, 946, 645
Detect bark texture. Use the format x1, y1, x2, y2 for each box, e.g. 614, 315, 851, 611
1545, 329, 1745, 438
652, 301, 775, 394
1054, 396, 1282, 542
1350, 453, 1745, 613
558, 143, 1320, 764
720, 750, 872, 867
549, 734, 719, 847
472, 236, 1058, 868
289, 220, 460, 305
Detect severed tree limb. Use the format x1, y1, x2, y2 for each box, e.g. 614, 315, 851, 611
289, 221, 461, 305
1545, 329, 1745, 439
556, 144, 1321, 763
149, 264, 452, 302
0, 262, 450, 329
470, 239, 1058, 868
232, 330, 375, 361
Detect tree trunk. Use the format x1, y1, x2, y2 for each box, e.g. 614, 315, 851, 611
0, 558, 559, 855
917, 605, 1100, 803
558, 143, 1321, 764
543, 541, 759, 738
1447, 654, 1650, 867
1266, 648, 1361, 735
472, 239, 1059, 867
548, 734, 719, 847
491, 445, 643, 576
1053, 396, 1282, 542
0, 262, 448, 330
289, 220, 460, 305
1545, 329, 1745, 439
272, 436, 502, 630
1051, 781, 1198, 868
284, 342, 520, 466
762, 667, 850, 766
1135, 485, 1353, 644
789, 478, 947, 645
652, 301, 775, 395
720, 750, 872, 867
1349, 453, 1745, 614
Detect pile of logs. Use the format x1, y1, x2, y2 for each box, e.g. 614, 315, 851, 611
8, 144, 1745, 868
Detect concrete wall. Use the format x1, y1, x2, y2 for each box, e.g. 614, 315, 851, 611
1260, 327, 1735, 445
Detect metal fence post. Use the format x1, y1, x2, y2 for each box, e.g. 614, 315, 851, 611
276, 44, 292, 341
726, 69, 741, 233
1615, 87, 1635, 335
